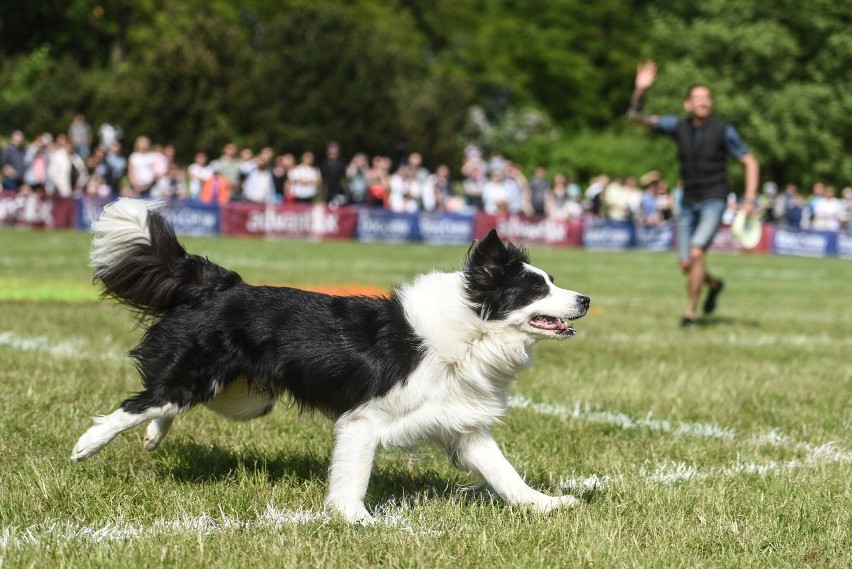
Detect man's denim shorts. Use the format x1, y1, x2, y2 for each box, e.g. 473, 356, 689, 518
677, 199, 726, 261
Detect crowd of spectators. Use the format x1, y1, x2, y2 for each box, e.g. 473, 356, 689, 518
3, 116, 852, 231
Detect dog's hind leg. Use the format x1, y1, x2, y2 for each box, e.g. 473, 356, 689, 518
143, 417, 174, 451
72, 395, 181, 462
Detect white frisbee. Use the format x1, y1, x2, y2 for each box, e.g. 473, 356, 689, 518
731, 211, 762, 249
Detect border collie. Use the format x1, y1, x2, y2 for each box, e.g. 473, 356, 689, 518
72, 198, 590, 523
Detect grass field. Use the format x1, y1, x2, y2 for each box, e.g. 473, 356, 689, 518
1, 228, 849, 568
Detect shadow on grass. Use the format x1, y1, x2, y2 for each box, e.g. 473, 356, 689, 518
157, 440, 459, 500
155, 440, 602, 506
692, 316, 762, 328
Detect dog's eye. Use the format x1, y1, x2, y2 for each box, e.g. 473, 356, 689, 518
531, 282, 544, 292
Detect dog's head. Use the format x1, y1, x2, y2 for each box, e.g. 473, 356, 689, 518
462, 229, 590, 339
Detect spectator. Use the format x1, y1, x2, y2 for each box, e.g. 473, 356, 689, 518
320, 141, 348, 205
840, 187, 852, 229
345, 152, 370, 205
187, 152, 212, 200
810, 186, 844, 231
98, 122, 123, 151
784, 189, 805, 228
389, 165, 420, 213
84, 174, 112, 198
503, 162, 526, 214
482, 170, 510, 215
424, 164, 453, 212
772, 183, 797, 223
526, 166, 550, 217
289, 151, 321, 204
128, 136, 158, 197
604, 177, 631, 222
242, 157, 276, 204
47, 134, 74, 198
463, 165, 486, 210
151, 163, 187, 202
407, 152, 431, 185
546, 173, 583, 220
584, 175, 609, 217
199, 169, 231, 205
237, 147, 255, 196
102, 141, 127, 196
273, 153, 295, 202
639, 171, 661, 223
2, 130, 26, 191
209, 143, 242, 191
68, 114, 92, 158
23, 133, 52, 191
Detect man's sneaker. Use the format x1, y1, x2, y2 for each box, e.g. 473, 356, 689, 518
681, 316, 697, 329
703, 280, 725, 315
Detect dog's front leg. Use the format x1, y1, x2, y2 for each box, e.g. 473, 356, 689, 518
324, 414, 379, 524
453, 428, 578, 513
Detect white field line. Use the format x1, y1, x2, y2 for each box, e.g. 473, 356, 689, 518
0, 330, 124, 362
599, 331, 852, 347
508, 394, 736, 441
557, 441, 852, 494
0, 501, 440, 550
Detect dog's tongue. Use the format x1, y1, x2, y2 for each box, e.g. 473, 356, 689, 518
530, 315, 567, 331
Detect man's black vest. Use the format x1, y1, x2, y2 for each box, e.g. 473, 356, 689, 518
676, 115, 729, 205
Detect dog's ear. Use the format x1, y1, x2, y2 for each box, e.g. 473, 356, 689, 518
468, 229, 508, 270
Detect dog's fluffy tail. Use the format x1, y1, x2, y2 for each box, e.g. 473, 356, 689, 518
90, 198, 241, 319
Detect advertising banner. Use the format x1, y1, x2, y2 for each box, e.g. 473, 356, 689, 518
0, 191, 77, 228
221, 203, 358, 239
418, 212, 475, 244
582, 219, 635, 250
356, 209, 420, 242
160, 202, 220, 236
635, 222, 675, 251
772, 227, 838, 257
836, 231, 852, 259
475, 214, 583, 246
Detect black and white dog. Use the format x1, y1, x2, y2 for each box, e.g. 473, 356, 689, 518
72, 198, 590, 523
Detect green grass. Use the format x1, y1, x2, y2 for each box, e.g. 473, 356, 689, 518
1, 228, 850, 568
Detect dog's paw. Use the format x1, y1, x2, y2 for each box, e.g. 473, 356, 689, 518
533, 494, 580, 514
71, 423, 110, 462
325, 501, 375, 525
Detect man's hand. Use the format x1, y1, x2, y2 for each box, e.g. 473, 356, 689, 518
635, 60, 657, 92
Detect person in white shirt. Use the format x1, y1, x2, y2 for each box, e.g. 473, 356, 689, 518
810, 186, 844, 231
288, 152, 321, 204
242, 158, 277, 204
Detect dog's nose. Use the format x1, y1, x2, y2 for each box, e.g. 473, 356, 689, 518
577, 295, 591, 309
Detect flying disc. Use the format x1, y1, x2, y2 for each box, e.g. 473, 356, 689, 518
730, 211, 762, 249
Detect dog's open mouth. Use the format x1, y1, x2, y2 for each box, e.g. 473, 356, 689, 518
529, 315, 575, 336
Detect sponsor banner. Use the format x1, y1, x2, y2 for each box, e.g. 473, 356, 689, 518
836, 232, 852, 259
418, 212, 475, 244
582, 219, 635, 250
160, 202, 220, 236
221, 202, 358, 239
635, 222, 675, 251
772, 227, 838, 257
474, 214, 583, 246
0, 191, 76, 228
76, 195, 114, 230
356, 209, 420, 242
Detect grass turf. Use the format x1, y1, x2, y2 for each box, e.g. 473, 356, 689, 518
0, 228, 849, 568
